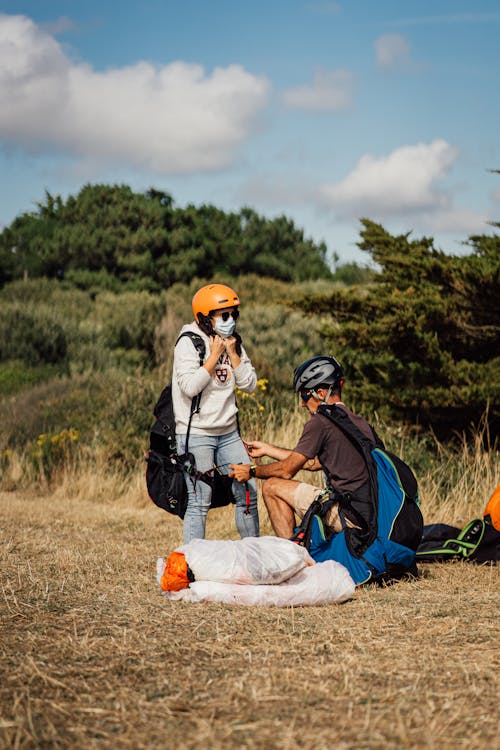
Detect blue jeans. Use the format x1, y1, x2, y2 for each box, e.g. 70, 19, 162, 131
176, 430, 260, 543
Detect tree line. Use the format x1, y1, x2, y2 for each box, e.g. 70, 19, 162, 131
0, 184, 334, 289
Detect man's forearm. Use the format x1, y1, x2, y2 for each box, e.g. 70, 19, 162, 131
253, 459, 294, 480
230, 451, 307, 483
264, 444, 292, 461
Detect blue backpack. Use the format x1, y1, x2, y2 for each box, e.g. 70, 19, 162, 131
292, 405, 423, 585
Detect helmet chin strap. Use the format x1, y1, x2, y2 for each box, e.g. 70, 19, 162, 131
312, 386, 333, 403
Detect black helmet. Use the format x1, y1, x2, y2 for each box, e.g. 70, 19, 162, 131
293, 355, 344, 393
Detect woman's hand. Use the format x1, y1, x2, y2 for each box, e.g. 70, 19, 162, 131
223, 336, 241, 368
203, 335, 226, 373
210, 334, 226, 358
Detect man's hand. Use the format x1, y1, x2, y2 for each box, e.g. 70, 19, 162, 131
244, 440, 269, 459
229, 463, 251, 482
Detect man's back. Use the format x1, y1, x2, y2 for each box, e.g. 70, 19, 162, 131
294, 404, 376, 493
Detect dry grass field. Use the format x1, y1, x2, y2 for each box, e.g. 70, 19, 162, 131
1, 473, 498, 750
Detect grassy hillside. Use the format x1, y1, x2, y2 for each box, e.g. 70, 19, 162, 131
0, 275, 337, 490
0, 274, 498, 519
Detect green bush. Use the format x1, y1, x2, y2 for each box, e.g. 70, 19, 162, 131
0, 304, 68, 365
63, 268, 124, 293
0, 369, 162, 470
0, 361, 66, 395
332, 262, 375, 286
93, 291, 165, 360
0, 277, 61, 304
0, 281, 168, 373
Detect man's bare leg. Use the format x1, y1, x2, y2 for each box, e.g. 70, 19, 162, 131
262, 477, 301, 538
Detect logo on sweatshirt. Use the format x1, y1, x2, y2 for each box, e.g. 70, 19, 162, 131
214, 353, 233, 386
215, 366, 232, 385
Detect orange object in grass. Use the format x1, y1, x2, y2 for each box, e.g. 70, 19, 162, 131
160, 551, 191, 591
484, 484, 500, 532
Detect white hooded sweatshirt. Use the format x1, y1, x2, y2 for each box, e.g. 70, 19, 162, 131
172, 322, 257, 436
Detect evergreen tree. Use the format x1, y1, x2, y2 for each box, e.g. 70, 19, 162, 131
292, 219, 500, 434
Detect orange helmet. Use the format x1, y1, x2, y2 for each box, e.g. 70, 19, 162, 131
192, 284, 240, 321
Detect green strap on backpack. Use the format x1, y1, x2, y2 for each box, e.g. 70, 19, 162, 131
416, 518, 485, 561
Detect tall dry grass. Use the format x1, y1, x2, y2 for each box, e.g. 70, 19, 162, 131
2, 401, 498, 531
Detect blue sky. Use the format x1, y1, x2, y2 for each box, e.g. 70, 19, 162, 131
1, 1, 499, 265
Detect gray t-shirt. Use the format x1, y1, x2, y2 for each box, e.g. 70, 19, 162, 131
294, 404, 376, 493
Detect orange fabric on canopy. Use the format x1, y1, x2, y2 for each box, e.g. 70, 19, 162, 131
160, 551, 191, 591
484, 484, 500, 532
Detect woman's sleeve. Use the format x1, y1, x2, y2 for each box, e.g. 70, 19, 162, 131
233, 345, 257, 393
174, 336, 211, 399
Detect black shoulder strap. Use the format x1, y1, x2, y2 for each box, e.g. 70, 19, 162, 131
319, 404, 418, 503
175, 331, 206, 364
314, 403, 384, 557
317, 403, 379, 513
317, 404, 377, 467
175, 332, 206, 455
318, 404, 377, 455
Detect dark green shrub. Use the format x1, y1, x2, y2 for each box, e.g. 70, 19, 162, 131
0, 369, 162, 471
0, 184, 333, 289
63, 268, 123, 293
0, 305, 68, 365
93, 291, 165, 364
0, 361, 66, 395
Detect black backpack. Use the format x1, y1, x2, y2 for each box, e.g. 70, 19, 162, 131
291, 405, 423, 584
416, 518, 500, 564
319, 405, 422, 558
145, 331, 235, 518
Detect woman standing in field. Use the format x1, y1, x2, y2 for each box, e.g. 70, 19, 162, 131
172, 283, 259, 543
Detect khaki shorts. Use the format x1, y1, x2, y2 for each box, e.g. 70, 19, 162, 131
292, 483, 344, 534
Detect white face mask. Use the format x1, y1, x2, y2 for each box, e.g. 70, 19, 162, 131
214, 317, 236, 337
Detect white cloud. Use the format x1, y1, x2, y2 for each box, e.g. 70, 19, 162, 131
420, 207, 489, 235
318, 140, 489, 237
282, 68, 353, 111
319, 140, 459, 217
374, 33, 411, 70
0, 14, 270, 174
